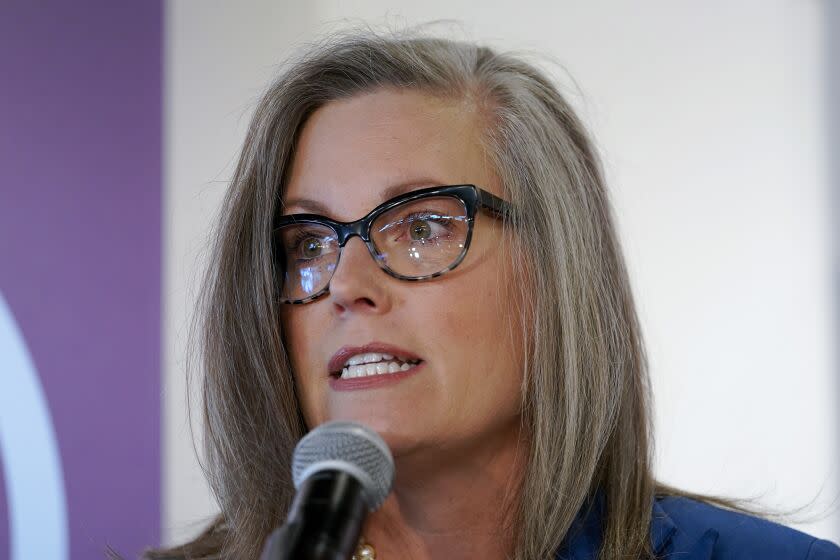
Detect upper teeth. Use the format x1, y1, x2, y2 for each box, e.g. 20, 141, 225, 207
339, 352, 420, 379
344, 352, 395, 366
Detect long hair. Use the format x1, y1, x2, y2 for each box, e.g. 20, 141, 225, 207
147, 27, 661, 560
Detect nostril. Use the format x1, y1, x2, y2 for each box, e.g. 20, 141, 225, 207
334, 296, 375, 311
333, 295, 377, 315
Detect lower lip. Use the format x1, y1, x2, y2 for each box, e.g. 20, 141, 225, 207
328, 361, 425, 391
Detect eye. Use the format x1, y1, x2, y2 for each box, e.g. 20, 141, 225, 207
400, 213, 452, 244
371, 196, 467, 253
409, 220, 433, 241
285, 228, 336, 261
299, 237, 323, 259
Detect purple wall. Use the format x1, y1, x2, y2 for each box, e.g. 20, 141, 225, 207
0, 1, 161, 559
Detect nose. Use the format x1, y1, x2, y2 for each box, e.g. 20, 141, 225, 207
327, 237, 391, 315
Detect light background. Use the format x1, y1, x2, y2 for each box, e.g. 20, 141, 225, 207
164, 0, 840, 547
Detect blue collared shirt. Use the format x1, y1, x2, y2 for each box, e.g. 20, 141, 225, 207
556, 494, 840, 559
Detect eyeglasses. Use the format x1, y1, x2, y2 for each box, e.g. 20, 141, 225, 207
273, 184, 512, 304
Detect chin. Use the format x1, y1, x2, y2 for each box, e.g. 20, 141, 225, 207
345, 416, 422, 454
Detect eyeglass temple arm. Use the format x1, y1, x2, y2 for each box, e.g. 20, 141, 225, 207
478, 188, 513, 219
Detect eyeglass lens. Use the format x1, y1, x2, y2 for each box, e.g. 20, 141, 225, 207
278, 195, 469, 301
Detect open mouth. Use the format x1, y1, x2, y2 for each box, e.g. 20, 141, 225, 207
330, 351, 423, 380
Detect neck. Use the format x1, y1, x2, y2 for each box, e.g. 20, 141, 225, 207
362, 420, 529, 560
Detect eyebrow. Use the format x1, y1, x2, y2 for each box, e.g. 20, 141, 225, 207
282, 178, 444, 216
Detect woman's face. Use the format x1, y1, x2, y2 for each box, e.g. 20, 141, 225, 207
280, 89, 524, 456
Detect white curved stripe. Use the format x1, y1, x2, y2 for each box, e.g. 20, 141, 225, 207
0, 291, 68, 560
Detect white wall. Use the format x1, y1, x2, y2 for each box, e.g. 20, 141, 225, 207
163, 0, 318, 543
164, 0, 839, 545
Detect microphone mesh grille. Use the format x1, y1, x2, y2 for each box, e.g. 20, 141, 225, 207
292, 421, 394, 510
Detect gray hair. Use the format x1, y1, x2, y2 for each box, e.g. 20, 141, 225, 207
146, 26, 661, 560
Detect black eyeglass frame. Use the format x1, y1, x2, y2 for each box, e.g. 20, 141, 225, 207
273, 184, 512, 304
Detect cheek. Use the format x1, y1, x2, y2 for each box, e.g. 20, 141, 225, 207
433, 262, 524, 401
279, 308, 324, 424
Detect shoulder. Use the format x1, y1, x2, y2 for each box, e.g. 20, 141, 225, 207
655, 496, 840, 560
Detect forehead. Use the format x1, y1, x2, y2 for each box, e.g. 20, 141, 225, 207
282, 88, 502, 219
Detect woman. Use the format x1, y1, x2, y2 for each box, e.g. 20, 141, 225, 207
146, 29, 840, 560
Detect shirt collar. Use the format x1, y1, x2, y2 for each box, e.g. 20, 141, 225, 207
555, 492, 678, 559
650, 498, 678, 552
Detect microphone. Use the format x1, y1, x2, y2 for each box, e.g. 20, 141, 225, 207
261, 421, 395, 560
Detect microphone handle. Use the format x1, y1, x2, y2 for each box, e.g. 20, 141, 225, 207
262, 470, 368, 560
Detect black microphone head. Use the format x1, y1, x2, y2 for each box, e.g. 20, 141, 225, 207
292, 421, 394, 511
